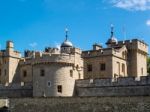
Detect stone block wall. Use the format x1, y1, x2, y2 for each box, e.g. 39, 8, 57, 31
8, 97, 150, 112
0, 84, 32, 98
76, 76, 150, 96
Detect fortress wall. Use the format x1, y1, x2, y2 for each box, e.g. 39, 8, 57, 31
0, 84, 32, 98
20, 54, 75, 65
76, 85, 150, 96
0, 83, 32, 98
76, 76, 150, 87
117, 39, 148, 52
0, 88, 32, 98
76, 76, 150, 96
8, 97, 150, 112
33, 64, 76, 97
82, 49, 113, 58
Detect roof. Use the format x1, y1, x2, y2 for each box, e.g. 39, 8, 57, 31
61, 40, 73, 47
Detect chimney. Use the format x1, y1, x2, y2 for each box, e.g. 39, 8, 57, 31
93, 43, 102, 50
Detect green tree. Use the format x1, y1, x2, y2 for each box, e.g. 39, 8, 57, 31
147, 56, 150, 75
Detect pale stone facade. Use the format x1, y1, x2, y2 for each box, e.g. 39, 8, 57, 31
0, 41, 21, 85
82, 26, 148, 79
19, 39, 83, 97
0, 32, 83, 97
0, 27, 148, 97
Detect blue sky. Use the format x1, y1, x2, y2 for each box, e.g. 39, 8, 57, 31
0, 0, 150, 53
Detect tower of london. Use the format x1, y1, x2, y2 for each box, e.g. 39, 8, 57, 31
0, 26, 149, 97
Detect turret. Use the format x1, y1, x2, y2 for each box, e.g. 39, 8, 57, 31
106, 24, 118, 47
61, 28, 73, 54
93, 43, 102, 50
0, 41, 21, 84
6, 41, 14, 55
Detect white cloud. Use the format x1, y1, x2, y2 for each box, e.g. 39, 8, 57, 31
29, 42, 37, 48
109, 0, 150, 11
146, 20, 150, 26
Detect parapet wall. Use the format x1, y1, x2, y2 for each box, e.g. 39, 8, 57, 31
20, 54, 75, 66
0, 84, 32, 98
76, 76, 150, 87
118, 39, 148, 52
76, 76, 150, 96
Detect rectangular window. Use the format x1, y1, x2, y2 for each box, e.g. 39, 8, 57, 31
4, 69, 6, 76
40, 69, 45, 77
0, 69, 1, 76
141, 68, 143, 75
57, 85, 62, 93
70, 70, 73, 77
122, 64, 125, 73
23, 70, 27, 77
87, 64, 92, 72
3, 59, 6, 64
117, 62, 120, 76
100, 63, 106, 71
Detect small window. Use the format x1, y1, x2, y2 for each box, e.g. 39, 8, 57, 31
79, 73, 81, 79
100, 63, 106, 71
76, 65, 79, 69
122, 52, 125, 58
47, 81, 51, 87
141, 68, 143, 75
4, 59, 6, 64
70, 70, 73, 77
0, 69, 1, 76
87, 64, 92, 72
23, 70, 27, 77
4, 69, 6, 76
122, 64, 125, 73
57, 85, 62, 93
40, 69, 45, 77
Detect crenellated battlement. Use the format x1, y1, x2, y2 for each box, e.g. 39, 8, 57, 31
45, 47, 60, 54
117, 39, 148, 53
82, 48, 118, 58
76, 76, 150, 87
117, 39, 147, 45
76, 76, 150, 97
20, 53, 76, 66
71, 47, 82, 55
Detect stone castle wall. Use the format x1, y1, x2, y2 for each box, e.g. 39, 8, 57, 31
76, 76, 150, 96
0, 84, 32, 98
7, 97, 150, 112
20, 54, 76, 65
33, 64, 76, 97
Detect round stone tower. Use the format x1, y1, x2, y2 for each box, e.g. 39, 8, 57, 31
19, 29, 83, 97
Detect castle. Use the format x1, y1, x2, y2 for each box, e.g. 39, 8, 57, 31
82, 25, 148, 79
0, 26, 149, 97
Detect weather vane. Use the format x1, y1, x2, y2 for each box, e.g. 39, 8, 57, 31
111, 24, 114, 38
65, 28, 69, 41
